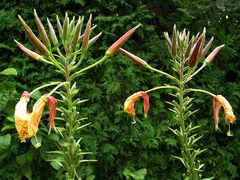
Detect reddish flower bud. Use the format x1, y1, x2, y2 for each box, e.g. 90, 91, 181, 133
205, 44, 224, 63
106, 24, 141, 56
71, 16, 83, 49
201, 37, 214, 58
82, 14, 92, 50
18, 15, 49, 56
197, 28, 206, 59
34, 9, 50, 48
15, 40, 41, 60
188, 34, 204, 67
119, 48, 148, 66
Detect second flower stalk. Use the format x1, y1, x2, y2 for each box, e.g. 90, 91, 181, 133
122, 25, 236, 179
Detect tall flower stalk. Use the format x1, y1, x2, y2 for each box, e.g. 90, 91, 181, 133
15, 10, 139, 179
121, 25, 236, 179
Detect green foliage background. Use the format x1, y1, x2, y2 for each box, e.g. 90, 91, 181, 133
0, 0, 240, 179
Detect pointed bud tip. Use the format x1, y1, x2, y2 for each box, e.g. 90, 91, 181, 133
106, 24, 141, 56
205, 44, 225, 64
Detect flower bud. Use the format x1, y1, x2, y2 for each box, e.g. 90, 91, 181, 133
47, 18, 58, 46
197, 28, 206, 59
15, 40, 41, 60
34, 9, 50, 48
62, 12, 69, 42
205, 44, 224, 64
71, 16, 83, 50
171, 24, 177, 56
106, 24, 141, 56
56, 15, 63, 38
82, 14, 92, 50
188, 34, 204, 67
201, 37, 214, 58
164, 32, 172, 54
88, 32, 102, 47
119, 48, 148, 66
18, 15, 49, 56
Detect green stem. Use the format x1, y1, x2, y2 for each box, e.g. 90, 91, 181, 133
145, 85, 178, 93
48, 81, 69, 96
177, 54, 199, 179
72, 49, 86, 69
146, 64, 178, 82
30, 82, 61, 95
187, 62, 206, 81
187, 88, 216, 97
70, 54, 110, 80
48, 53, 66, 73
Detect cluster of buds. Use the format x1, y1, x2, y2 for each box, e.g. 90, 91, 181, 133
14, 91, 58, 143
15, 11, 101, 62
15, 10, 141, 143
164, 25, 224, 67
16, 10, 141, 63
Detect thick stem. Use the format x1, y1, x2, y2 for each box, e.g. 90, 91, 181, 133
177, 54, 199, 179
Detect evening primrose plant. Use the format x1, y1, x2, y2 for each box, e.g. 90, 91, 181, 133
15, 10, 139, 179
121, 25, 236, 179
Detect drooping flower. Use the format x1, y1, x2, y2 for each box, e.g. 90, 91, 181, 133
212, 95, 236, 130
14, 91, 58, 142
124, 91, 149, 123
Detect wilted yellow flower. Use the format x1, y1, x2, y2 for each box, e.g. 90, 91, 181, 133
212, 95, 236, 130
14, 91, 57, 142
124, 91, 149, 123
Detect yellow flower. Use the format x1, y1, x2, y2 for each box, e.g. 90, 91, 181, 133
212, 95, 236, 130
124, 91, 149, 123
14, 91, 57, 142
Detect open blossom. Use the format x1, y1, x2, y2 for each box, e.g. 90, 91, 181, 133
14, 91, 58, 142
124, 91, 149, 123
212, 95, 236, 130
